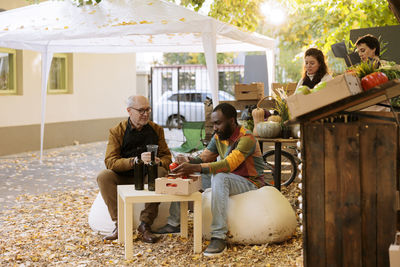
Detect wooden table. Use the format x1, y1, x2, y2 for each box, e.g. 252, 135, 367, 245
117, 185, 202, 259
257, 137, 299, 191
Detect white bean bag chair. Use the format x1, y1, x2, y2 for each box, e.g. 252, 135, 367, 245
202, 186, 297, 244
88, 192, 171, 235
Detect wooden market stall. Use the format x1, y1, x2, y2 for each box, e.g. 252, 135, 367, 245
291, 79, 400, 267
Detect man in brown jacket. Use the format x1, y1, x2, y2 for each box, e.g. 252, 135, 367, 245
97, 95, 172, 243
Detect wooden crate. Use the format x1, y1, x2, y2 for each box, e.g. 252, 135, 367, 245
234, 83, 264, 100
302, 122, 398, 267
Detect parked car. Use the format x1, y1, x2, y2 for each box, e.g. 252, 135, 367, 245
152, 90, 234, 128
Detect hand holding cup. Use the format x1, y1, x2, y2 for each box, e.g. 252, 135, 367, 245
141, 152, 161, 165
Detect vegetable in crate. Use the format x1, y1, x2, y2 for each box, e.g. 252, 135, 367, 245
352, 60, 389, 91
361, 71, 388, 91
296, 85, 311, 95
379, 61, 400, 80
310, 81, 327, 93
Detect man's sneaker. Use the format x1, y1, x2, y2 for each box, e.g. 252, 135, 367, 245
203, 238, 226, 257
154, 224, 180, 234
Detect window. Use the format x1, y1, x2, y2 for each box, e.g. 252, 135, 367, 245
0, 48, 17, 95
48, 53, 72, 94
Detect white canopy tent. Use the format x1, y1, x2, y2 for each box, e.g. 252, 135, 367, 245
0, 0, 275, 160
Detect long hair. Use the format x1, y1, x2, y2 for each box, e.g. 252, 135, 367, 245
355, 34, 380, 56
301, 48, 329, 83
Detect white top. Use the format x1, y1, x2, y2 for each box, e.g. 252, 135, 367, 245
295, 73, 333, 93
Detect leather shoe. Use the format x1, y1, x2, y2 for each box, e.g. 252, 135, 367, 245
138, 222, 159, 243
103, 226, 118, 241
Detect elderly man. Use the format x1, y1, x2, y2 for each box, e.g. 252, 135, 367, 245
156, 103, 265, 256
97, 95, 172, 243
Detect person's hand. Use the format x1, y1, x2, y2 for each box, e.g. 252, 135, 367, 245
141, 152, 151, 164
141, 152, 160, 165
175, 154, 189, 164
172, 162, 201, 176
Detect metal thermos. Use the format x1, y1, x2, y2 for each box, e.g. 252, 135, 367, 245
147, 151, 158, 191
134, 155, 144, 190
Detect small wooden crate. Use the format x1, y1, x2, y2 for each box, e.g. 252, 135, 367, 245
234, 83, 264, 100
302, 122, 398, 267
155, 174, 201, 195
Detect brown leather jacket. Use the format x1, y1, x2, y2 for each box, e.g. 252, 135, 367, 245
104, 119, 172, 172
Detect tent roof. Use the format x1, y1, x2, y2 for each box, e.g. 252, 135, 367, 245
0, 0, 275, 53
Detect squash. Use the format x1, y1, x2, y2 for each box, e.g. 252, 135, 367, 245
252, 108, 265, 136
361, 71, 388, 91
256, 121, 281, 138
252, 96, 273, 136
268, 115, 282, 123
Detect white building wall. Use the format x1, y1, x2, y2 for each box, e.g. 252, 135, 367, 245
0, 52, 136, 127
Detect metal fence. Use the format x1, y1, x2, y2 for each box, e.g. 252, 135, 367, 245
150, 64, 244, 128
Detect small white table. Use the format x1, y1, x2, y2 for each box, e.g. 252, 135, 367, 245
117, 185, 202, 259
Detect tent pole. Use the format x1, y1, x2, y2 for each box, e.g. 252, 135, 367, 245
202, 25, 219, 108
266, 48, 275, 95
40, 49, 53, 163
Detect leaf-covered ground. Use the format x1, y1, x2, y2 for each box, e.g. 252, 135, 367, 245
0, 136, 303, 266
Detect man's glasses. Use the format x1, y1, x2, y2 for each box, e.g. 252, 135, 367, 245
130, 107, 152, 115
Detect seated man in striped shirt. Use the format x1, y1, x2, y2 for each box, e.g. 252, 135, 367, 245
156, 102, 266, 256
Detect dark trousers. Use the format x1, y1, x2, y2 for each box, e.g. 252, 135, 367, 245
97, 167, 168, 224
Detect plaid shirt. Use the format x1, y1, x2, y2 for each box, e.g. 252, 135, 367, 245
195, 125, 265, 188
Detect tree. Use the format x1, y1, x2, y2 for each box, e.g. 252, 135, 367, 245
262, 0, 398, 82
274, 0, 397, 52
209, 0, 262, 32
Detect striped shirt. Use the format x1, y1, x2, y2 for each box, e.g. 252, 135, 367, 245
195, 125, 265, 188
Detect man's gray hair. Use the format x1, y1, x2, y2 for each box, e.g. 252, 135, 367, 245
126, 95, 148, 108
126, 95, 135, 108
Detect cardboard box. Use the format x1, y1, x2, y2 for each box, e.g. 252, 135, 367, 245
234, 83, 264, 100
155, 174, 201, 195
287, 74, 362, 118
272, 82, 297, 96
390, 233, 400, 267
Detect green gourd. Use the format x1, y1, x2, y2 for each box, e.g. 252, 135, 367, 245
256, 121, 282, 138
